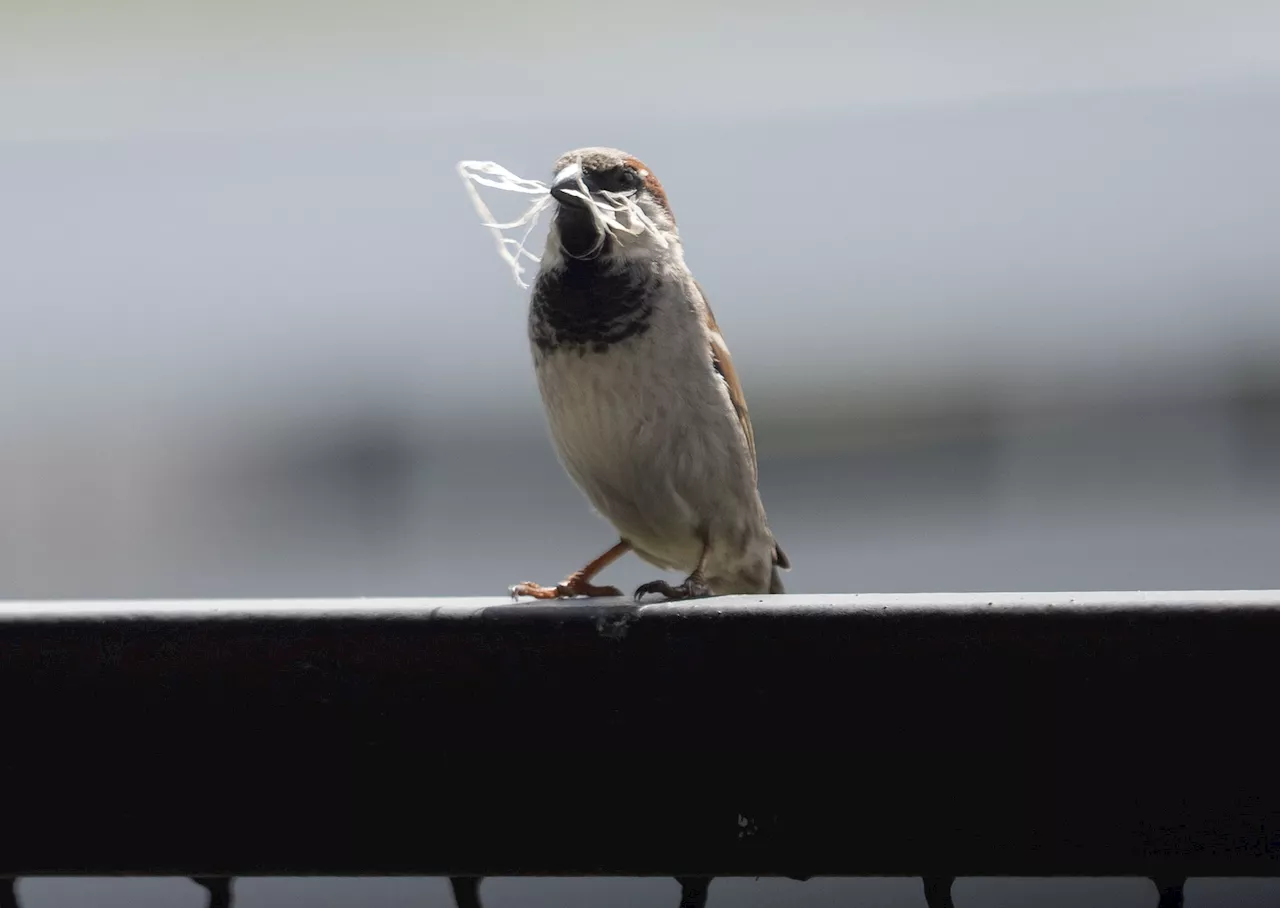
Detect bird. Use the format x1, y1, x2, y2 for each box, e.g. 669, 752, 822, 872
509, 146, 789, 602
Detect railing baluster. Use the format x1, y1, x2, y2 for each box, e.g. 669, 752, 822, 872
1152, 876, 1185, 908
191, 876, 234, 908
922, 876, 955, 908
449, 876, 484, 908
676, 876, 712, 908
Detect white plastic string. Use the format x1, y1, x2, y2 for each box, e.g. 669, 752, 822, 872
456, 161, 553, 289
457, 158, 667, 289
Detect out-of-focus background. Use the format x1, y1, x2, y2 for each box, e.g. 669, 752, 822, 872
4, 0, 1280, 904
4, 0, 1280, 602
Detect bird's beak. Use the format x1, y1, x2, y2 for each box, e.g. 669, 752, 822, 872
550, 163, 592, 209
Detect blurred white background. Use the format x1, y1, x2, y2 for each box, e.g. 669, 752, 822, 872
4, 0, 1280, 602
4, 3, 1280, 905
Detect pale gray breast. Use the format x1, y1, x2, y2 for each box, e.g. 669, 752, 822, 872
531, 288, 754, 565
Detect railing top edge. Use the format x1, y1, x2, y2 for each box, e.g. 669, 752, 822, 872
1, 589, 1279, 622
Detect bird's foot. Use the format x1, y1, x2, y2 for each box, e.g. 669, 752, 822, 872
634, 573, 713, 602
510, 573, 622, 601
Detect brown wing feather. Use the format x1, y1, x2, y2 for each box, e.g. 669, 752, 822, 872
696, 281, 756, 480
695, 281, 790, 572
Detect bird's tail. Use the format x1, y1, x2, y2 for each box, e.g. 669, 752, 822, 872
769, 565, 786, 594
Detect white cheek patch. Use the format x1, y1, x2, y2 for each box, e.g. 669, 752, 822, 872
457, 158, 670, 289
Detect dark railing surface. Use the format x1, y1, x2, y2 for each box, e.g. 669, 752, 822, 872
2, 592, 1279, 908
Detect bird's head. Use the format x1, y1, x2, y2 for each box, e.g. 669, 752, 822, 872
543, 146, 679, 267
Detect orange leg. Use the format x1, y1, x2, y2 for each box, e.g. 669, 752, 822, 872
510, 540, 631, 600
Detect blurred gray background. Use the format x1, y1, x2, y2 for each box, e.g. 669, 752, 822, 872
3, 0, 1280, 904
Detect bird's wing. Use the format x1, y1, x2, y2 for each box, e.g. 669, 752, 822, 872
695, 281, 757, 482
695, 281, 790, 571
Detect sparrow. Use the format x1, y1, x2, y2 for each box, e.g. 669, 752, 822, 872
510, 147, 789, 602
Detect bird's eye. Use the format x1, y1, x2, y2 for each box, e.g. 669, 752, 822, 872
595, 166, 640, 193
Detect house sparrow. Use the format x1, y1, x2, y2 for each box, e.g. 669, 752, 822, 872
510, 147, 788, 602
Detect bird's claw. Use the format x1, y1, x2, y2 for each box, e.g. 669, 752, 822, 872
510, 576, 623, 600
634, 575, 713, 602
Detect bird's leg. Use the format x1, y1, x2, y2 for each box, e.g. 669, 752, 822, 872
510, 540, 630, 600
635, 542, 713, 602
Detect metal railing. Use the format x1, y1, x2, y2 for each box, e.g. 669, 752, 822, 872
3, 592, 1279, 907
